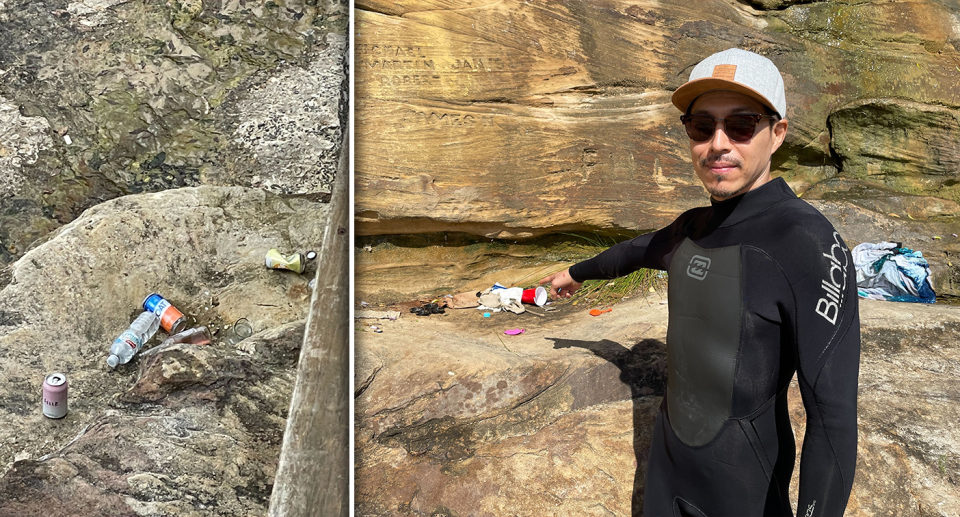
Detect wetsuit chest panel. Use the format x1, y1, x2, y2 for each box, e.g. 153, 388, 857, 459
666, 238, 742, 447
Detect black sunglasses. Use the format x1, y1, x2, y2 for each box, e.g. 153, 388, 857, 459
680, 114, 777, 143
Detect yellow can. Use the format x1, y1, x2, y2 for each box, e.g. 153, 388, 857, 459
265, 249, 306, 274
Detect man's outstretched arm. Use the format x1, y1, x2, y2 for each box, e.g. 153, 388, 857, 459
538, 222, 688, 299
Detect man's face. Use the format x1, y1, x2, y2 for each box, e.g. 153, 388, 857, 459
686, 90, 788, 201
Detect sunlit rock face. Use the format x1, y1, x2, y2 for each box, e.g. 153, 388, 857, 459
354, 296, 960, 517
354, 0, 960, 299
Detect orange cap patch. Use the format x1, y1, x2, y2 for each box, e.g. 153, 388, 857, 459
711, 64, 737, 81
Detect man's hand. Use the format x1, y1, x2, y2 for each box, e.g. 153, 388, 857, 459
539, 269, 583, 299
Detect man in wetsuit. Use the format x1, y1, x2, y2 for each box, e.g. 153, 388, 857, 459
540, 48, 859, 517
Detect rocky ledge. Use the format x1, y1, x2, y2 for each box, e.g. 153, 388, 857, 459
0, 186, 328, 516
355, 296, 960, 516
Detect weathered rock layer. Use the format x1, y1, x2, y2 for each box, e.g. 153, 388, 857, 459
354, 0, 960, 299
0, 0, 347, 265
355, 297, 960, 517
0, 186, 328, 516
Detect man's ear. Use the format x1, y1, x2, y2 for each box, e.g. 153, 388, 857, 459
771, 118, 788, 153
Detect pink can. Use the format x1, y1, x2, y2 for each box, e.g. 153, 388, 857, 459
42, 373, 68, 419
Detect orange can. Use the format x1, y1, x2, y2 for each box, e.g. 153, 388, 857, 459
142, 293, 187, 334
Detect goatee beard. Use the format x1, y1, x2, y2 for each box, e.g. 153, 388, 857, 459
707, 182, 745, 200
701, 156, 745, 200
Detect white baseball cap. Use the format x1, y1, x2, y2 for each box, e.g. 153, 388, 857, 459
672, 48, 786, 118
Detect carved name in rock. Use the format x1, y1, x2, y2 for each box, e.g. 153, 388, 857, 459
356, 0, 960, 240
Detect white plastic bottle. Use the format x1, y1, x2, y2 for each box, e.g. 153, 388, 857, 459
107, 311, 161, 368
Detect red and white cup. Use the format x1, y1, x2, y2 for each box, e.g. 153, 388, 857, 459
521, 286, 548, 307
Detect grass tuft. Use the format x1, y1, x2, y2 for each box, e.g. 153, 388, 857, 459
531, 232, 668, 308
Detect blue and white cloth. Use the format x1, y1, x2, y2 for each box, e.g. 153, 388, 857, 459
851, 241, 936, 303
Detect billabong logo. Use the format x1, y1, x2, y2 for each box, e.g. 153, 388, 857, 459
804, 500, 816, 517
815, 232, 848, 325
687, 255, 711, 281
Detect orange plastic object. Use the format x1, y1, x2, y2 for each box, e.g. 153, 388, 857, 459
589, 308, 613, 316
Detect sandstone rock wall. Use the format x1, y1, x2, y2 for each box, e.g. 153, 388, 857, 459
354, 0, 960, 298
355, 0, 960, 233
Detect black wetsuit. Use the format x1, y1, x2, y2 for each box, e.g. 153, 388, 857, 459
569, 178, 859, 517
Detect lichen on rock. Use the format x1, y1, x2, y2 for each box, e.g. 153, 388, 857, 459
0, 98, 52, 198
0, 0, 347, 265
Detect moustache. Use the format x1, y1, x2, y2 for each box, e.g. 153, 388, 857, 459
701, 156, 743, 169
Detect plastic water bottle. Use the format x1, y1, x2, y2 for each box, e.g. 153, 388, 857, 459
107, 311, 160, 368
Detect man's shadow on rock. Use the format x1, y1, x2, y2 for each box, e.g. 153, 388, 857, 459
548, 337, 667, 517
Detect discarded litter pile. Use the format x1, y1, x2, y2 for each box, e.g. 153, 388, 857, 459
442, 283, 548, 314
107, 293, 190, 368
852, 242, 936, 303
355, 280, 624, 341
36, 293, 225, 421
55, 246, 313, 417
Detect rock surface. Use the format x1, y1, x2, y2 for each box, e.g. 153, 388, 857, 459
0, 186, 328, 516
355, 192, 960, 303
354, 295, 960, 517
826, 300, 960, 517
0, 0, 347, 265
0, 1, 347, 514
353, 0, 960, 242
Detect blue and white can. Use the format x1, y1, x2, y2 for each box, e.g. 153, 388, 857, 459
142, 293, 187, 334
